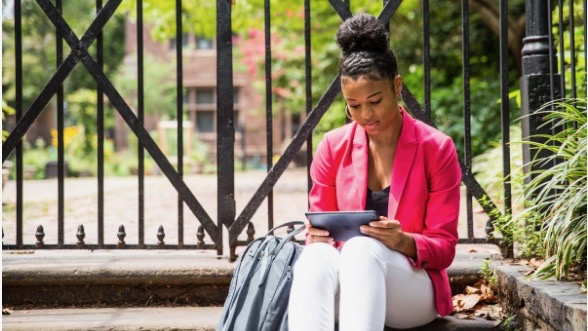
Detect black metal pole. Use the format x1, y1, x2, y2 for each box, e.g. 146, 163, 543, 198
520, 0, 561, 183
461, 0, 473, 242
264, 0, 274, 232
217, 0, 235, 257
500, 0, 513, 257
176, 0, 184, 248
137, 0, 145, 248
15, 0, 23, 248
305, 0, 312, 202
56, 0, 65, 247
96, 0, 105, 247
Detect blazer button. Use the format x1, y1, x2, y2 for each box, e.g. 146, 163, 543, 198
421, 261, 428, 267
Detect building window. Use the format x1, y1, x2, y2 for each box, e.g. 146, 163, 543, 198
196, 89, 214, 104
187, 86, 241, 135
196, 36, 213, 50
183, 89, 190, 104
197, 111, 215, 133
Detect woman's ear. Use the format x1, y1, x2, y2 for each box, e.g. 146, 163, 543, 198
394, 75, 403, 98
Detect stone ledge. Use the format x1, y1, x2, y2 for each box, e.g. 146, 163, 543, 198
2, 307, 501, 331
3, 245, 499, 308
494, 263, 587, 331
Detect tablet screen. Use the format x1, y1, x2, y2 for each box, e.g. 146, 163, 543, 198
305, 210, 378, 242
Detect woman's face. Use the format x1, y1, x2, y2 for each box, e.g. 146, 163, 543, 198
342, 75, 403, 136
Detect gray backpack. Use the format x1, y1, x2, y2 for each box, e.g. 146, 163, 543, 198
217, 221, 305, 331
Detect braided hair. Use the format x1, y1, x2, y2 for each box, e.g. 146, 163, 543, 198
336, 13, 398, 83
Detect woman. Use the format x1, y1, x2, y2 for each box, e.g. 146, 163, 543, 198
288, 14, 461, 330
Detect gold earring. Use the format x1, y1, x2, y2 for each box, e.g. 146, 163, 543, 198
345, 105, 353, 121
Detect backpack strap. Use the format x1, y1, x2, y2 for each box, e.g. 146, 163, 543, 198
258, 221, 305, 288
265, 220, 306, 238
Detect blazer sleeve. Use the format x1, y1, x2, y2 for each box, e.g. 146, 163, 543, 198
308, 134, 338, 212
410, 137, 461, 270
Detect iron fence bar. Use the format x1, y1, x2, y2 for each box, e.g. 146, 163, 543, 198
548, 0, 556, 107
176, 0, 184, 247
15, 0, 23, 247
423, 0, 431, 117
137, 0, 145, 248
376, 0, 402, 25
264, 0, 274, 231
96, 0, 104, 246
231, 75, 342, 241
217, 0, 235, 254
500, 0, 512, 255
569, 0, 577, 99
345, 0, 352, 125
2, 0, 117, 162
328, 0, 352, 20
461, 0, 474, 242
2, 53, 79, 163
558, 0, 566, 98
34, 0, 221, 246
305, 0, 312, 199
401, 85, 433, 126
56, 0, 65, 247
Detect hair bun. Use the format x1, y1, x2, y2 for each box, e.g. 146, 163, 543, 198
336, 13, 389, 54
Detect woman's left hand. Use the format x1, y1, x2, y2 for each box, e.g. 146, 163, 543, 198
360, 216, 417, 259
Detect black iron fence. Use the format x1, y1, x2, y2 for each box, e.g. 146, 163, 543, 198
2, 0, 585, 261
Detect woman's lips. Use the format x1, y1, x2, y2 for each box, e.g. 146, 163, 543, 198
364, 121, 379, 129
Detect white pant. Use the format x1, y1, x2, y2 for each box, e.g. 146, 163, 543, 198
288, 237, 438, 330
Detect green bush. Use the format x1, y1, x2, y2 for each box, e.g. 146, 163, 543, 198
515, 98, 587, 280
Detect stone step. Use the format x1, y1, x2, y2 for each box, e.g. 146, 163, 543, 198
2, 245, 501, 308
1, 306, 502, 331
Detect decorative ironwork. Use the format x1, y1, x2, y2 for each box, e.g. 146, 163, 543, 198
157, 226, 165, 247
117, 225, 126, 249
35, 225, 45, 249
76, 225, 86, 248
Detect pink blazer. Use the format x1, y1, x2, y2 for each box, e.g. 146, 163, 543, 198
308, 107, 461, 316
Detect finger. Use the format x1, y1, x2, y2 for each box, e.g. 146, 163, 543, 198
369, 220, 401, 228
307, 227, 330, 237
309, 235, 334, 244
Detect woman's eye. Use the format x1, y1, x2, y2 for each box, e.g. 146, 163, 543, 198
370, 99, 382, 105
349, 104, 359, 109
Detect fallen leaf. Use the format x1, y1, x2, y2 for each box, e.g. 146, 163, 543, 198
454, 294, 481, 312
469, 249, 478, 253
465, 286, 482, 295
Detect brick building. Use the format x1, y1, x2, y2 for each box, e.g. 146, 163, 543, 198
123, 19, 306, 169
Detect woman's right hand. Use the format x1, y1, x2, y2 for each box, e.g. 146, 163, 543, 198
306, 223, 334, 244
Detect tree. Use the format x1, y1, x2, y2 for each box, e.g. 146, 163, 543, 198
2, 0, 125, 145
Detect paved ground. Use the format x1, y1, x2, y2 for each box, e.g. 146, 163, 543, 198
2, 168, 492, 254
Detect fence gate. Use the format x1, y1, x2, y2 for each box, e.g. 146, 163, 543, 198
3, 0, 583, 261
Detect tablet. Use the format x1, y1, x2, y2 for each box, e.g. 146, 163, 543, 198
305, 210, 379, 242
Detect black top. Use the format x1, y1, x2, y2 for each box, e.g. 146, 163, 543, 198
365, 186, 390, 217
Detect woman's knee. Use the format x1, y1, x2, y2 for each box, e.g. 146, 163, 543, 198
340, 236, 386, 260
293, 243, 339, 283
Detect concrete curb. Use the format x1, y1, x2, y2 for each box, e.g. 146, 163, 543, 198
2, 307, 502, 331
493, 262, 587, 331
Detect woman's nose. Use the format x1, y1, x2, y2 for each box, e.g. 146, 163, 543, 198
360, 106, 374, 118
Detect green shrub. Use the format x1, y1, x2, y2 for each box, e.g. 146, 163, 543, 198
515, 98, 587, 280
